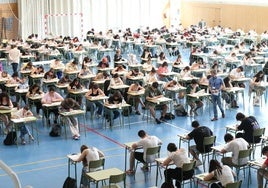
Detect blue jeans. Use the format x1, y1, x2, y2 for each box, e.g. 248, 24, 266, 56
211, 94, 224, 118
11, 63, 18, 74
19, 124, 30, 138
87, 101, 103, 116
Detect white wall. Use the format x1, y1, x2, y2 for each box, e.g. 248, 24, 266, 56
183, 0, 268, 6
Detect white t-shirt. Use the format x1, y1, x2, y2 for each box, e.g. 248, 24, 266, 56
230, 68, 244, 79
85, 147, 100, 171
168, 148, 190, 168
214, 165, 234, 186
223, 138, 249, 165
136, 135, 162, 162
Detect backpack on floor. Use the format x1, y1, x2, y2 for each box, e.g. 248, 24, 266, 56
161, 182, 175, 188
63, 177, 77, 188
164, 113, 175, 120
174, 104, 187, 116
49, 124, 61, 137
3, 131, 17, 145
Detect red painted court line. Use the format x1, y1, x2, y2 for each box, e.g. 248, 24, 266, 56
84, 126, 126, 148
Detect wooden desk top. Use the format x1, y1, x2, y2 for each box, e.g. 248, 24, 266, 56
86, 168, 123, 182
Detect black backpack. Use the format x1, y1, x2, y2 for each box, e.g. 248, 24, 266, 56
49, 124, 61, 137
161, 182, 175, 188
174, 104, 188, 116
3, 131, 17, 145
63, 177, 77, 188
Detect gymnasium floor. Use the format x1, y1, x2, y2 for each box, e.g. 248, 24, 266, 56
0, 47, 266, 188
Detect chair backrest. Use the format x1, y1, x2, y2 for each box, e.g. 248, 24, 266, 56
253, 128, 265, 137
146, 145, 161, 157
145, 145, 161, 163
203, 136, 216, 146
182, 160, 196, 172
238, 149, 252, 165
88, 158, 105, 171
225, 180, 242, 188
109, 172, 126, 186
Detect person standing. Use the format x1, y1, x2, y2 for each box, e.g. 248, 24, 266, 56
8, 45, 21, 74
209, 69, 225, 121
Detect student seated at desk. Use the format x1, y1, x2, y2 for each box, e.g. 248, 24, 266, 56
7, 72, 21, 84
203, 159, 235, 188
50, 58, 65, 79
144, 82, 168, 124
222, 77, 239, 108
249, 70, 265, 106
105, 91, 122, 126
65, 59, 79, 72
243, 52, 255, 66
15, 76, 29, 106
185, 120, 213, 167
67, 78, 84, 105
128, 53, 138, 65
0, 92, 13, 133
73, 144, 105, 188
44, 68, 57, 80
81, 56, 93, 67
126, 130, 162, 175
26, 84, 43, 118
114, 49, 125, 63
157, 52, 169, 65
111, 65, 127, 76
21, 61, 35, 71
41, 86, 64, 125
220, 133, 249, 167
97, 56, 109, 68
145, 68, 158, 84
229, 66, 245, 88
157, 61, 171, 82
60, 98, 81, 140
162, 143, 193, 188
186, 79, 203, 116
235, 112, 261, 143
108, 73, 124, 91
93, 71, 110, 81
85, 83, 105, 118
58, 75, 71, 85
141, 48, 152, 64
11, 105, 34, 145
31, 65, 44, 75
142, 56, 154, 72
79, 62, 92, 77
127, 82, 145, 115
179, 66, 192, 78
164, 80, 184, 104
257, 146, 268, 188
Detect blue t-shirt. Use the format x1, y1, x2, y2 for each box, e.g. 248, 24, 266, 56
209, 76, 223, 95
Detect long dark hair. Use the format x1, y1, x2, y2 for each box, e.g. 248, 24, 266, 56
69, 78, 82, 89
209, 159, 222, 175
80, 145, 88, 166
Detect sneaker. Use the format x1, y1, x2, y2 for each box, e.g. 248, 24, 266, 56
141, 165, 149, 171
126, 169, 135, 175
29, 135, 34, 141
155, 118, 161, 124
36, 114, 42, 119
21, 138, 26, 145
160, 116, 166, 122
73, 135, 80, 140
195, 159, 203, 167
135, 111, 141, 115
211, 117, 218, 121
